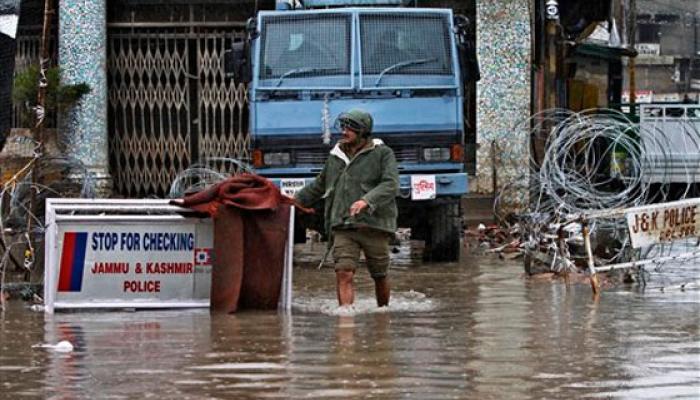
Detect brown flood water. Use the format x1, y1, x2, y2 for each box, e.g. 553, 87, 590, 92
1, 242, 699, 399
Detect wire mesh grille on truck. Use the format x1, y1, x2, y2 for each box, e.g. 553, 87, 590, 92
360, 13, 452, 77
259, 13, 351, 83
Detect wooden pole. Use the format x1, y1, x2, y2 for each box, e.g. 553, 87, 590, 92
582, 222, 600, 295
25, 0, 54, 280
36, 0, 54, 139
545, 19, 558, 110
628, 0, 637, 110
557, 227, 570, 287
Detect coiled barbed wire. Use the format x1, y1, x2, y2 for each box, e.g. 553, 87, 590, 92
1, 136, 96, 231
1, 134, 96, 306
538, 109, 649, 213
495, 107, 700, 272
168, 157, 253, 198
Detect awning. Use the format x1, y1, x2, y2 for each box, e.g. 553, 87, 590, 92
0, 0, 21, 39
572, 42, 638, 61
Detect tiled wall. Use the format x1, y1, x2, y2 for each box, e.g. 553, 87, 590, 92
476, 1, 531, 201
58, 0, 109, 185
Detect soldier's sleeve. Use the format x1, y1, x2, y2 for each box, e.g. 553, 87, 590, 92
294, 161, 328, 207
362, 147, 399, 213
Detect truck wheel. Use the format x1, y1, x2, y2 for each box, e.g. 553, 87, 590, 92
424, 200, 461, 262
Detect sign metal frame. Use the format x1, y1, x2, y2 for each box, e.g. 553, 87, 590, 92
578, 198, 700, 294
45, 199, 295, 314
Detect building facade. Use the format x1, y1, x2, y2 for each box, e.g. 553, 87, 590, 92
628, 0, 699, 102
12, 0, 531, 200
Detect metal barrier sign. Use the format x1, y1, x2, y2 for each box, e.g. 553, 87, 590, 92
575, 197, 700, 294
44, 199, 213, 313
625, 198, 700, 248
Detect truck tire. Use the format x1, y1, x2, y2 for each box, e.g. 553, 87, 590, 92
424, 200, 461, 262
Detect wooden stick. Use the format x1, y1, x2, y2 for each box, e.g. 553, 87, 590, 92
582, 222, 600, 295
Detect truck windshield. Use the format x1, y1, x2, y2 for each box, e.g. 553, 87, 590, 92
259, 14, 351, 81
360, 13, 453, 76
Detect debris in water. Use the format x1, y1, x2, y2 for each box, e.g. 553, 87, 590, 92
33, 340, 74, 352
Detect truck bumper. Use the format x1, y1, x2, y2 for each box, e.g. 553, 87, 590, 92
267, 172, 468, 198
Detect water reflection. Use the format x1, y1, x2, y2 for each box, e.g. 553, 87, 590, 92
182, 312, 292, 398
0, 242, 698, 399
41, 310, 212, 399
467, 266, 536, 399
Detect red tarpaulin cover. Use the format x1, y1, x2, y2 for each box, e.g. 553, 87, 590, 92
175, 174, 310, 313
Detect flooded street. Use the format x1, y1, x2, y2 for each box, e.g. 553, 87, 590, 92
1, 244, 699, 399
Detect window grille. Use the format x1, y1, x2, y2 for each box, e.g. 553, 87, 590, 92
259, 14, 351, 83
360, 13, 452, 76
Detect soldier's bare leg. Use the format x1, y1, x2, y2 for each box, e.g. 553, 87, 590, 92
336, 269, 355, 306
374, 276, 390, 307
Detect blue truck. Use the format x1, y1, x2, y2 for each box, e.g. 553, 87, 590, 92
227, 0, 479, 261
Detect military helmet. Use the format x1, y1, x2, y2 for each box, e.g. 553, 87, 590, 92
335, 109, 373, 137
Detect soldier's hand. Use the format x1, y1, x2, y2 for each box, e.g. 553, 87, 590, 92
349, 200, 368, 216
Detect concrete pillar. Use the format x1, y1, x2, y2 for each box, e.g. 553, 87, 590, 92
476, 1, 531, 210
58, 0, 110, 194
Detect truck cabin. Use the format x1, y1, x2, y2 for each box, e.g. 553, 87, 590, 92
231, 9, 469, 174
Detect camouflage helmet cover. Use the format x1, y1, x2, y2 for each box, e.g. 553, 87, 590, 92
335, 108, 373, 137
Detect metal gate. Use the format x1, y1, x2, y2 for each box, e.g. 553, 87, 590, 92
107, 24, 249, 197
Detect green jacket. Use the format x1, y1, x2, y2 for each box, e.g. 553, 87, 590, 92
296, 138, 399, 236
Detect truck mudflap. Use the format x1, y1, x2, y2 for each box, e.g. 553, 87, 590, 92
268, 173, 468, 199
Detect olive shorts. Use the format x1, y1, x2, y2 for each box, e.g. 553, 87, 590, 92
332, 228, 391, 278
